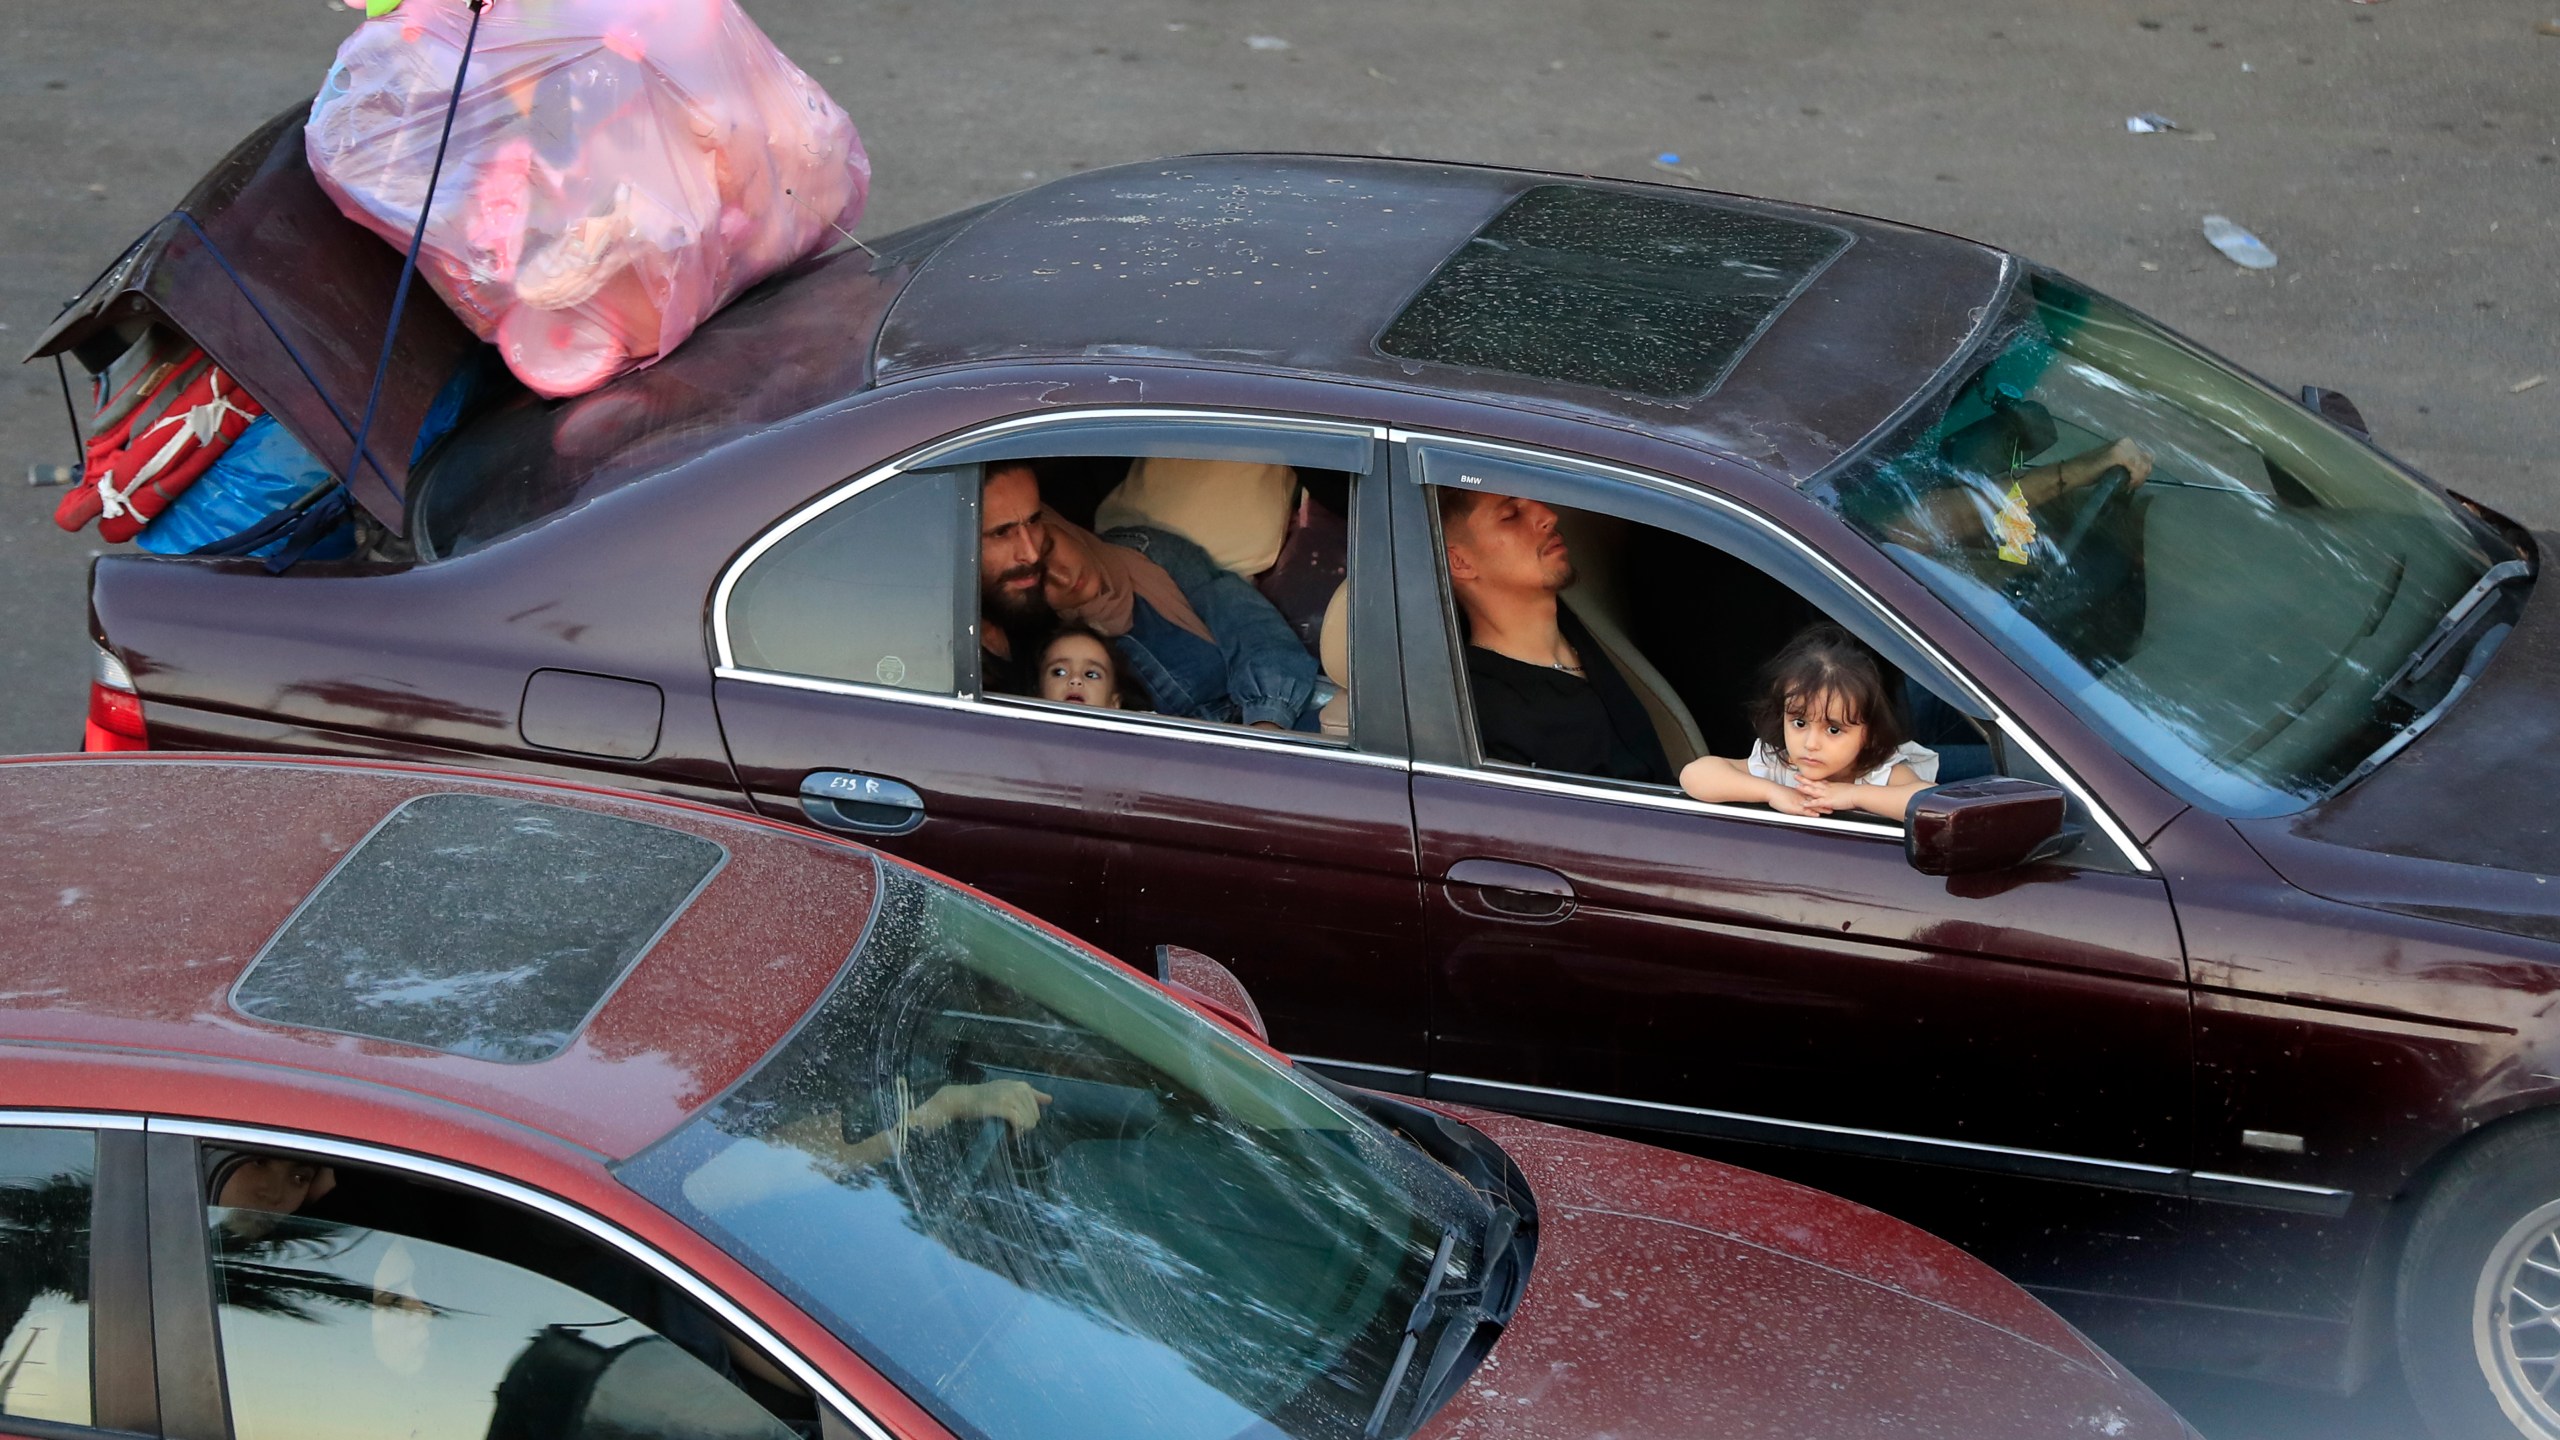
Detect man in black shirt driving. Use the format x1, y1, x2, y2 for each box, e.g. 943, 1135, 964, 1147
1439, 487, 1671, 785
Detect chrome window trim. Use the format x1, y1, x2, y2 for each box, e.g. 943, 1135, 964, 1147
713, 665, 1412, 771
711, 406, 1401, 768
1413, 760, 1907, 842
712, 406, 1385, 673
1427, 1074, 2352, 1215
711, 464, 901, 672
145, 1116, 897, 1440
897, 406, 1388, 472
1385, 427, 2153, 873
0, 1109, 141, 1132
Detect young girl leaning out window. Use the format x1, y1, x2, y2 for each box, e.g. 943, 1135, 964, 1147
1678, 624, 1939, 820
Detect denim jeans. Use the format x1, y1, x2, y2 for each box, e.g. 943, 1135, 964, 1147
1105, 525, 1321, 730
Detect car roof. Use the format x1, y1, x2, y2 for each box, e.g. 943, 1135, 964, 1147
412, 155, 2008, 552
0, 756, 884, 1159
876, 155, 2011, 481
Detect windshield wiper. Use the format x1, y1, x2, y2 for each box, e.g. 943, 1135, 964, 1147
1361, 1232, 1455, 1439
1360, 1207, 1523, 1440
2377, 558, 2532, 701
2333, 618, 2511, 798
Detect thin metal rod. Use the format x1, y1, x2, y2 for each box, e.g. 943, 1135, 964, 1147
343, 0, 489, 506
53, 353, 85, 468
783, 186, 874, 257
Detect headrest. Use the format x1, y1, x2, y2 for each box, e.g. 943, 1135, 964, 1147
1318, 580, 1350, 686
1095, 457, 1298, 577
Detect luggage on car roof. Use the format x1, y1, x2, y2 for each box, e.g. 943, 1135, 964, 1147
305, 0, 870, 399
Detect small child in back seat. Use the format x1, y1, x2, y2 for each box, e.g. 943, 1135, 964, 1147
1036, 623, 1141, 711
1678, 623, 1938, 820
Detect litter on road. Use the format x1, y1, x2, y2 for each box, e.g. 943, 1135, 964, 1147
2201, 214, 2279, 269
2125, 113, 2179, 133
2513, 375, 2549, 393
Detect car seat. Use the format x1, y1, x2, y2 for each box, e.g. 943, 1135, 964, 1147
1552, 508, 1706, 770
1316, 581, 1350, 737
1097, 458, 1299, 575
1093, 457, 1347, 650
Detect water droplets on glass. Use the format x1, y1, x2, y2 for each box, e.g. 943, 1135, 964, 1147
1375, 183, 1852, 399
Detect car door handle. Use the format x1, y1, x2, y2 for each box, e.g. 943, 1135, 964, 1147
1442, 858, 1576, 922
798, 771, 926, 836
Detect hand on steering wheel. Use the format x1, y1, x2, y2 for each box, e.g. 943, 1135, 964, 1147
916, 1079, 1051, 1135
923, 1079, 1049, 1183
2075, 438, 2152, 491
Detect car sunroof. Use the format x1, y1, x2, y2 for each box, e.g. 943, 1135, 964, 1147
1374, 183, 1854, 400
233, 793, 726, 1062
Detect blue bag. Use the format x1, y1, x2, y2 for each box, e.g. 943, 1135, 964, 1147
138, 415, 356, 561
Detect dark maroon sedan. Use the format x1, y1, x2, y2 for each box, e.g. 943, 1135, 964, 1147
37, 113, 2557, 1438
0, 754, 2193, 1440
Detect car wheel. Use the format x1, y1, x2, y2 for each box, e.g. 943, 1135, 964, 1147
2401, 1115, 2560, 1440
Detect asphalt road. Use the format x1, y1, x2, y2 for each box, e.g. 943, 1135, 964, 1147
3, 3, 2554, 1435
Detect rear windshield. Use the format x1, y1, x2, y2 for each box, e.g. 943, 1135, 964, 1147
231, 793, 725, 1061
410, 206, 990, 560
1374, 183, 1852, 399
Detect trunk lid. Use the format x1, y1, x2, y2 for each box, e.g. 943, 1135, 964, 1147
24, 105, 478, 535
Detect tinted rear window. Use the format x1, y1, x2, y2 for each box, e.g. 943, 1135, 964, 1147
1374, 183, 1853, 399
232, 794, 725, 1061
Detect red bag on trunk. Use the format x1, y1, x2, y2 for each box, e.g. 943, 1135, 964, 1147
56, 343, 264, 543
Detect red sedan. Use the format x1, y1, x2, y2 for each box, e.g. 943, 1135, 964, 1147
0, 754, 2190, 1440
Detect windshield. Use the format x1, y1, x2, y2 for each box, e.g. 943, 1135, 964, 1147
1811, 270, 2523, 815
616, 862, 1494, 1440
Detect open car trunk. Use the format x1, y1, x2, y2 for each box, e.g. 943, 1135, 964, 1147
23, 105, 478, 536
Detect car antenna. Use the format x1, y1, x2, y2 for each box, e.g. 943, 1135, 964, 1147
783, 187, 876, 258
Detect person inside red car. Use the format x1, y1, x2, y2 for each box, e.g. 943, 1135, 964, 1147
1440, 486, 1672, 784
771, 1078, 1050, 1175
206, 1150, 337, 1238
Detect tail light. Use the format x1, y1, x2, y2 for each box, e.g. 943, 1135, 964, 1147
84, 646, 149, 752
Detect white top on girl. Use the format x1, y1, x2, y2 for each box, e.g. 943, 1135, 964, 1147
1747, 739, 1941, 790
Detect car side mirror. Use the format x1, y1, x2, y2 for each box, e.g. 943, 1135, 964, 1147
1153, 944, 1270, 1044
1905, 778, 2076, 876
2300, 386, 2371, 441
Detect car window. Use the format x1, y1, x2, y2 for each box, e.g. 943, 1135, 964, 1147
1809, 270, 2518, 816
202, 1148, 806, 1440
617, 863, 1499, 1440
1421, 466, 2105, 843
976, 451, 1356, 738
0, 1126, 97, 1427
726, 466, 967, 694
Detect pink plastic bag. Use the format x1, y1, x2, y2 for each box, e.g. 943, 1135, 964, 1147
307, 0, 869, 397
